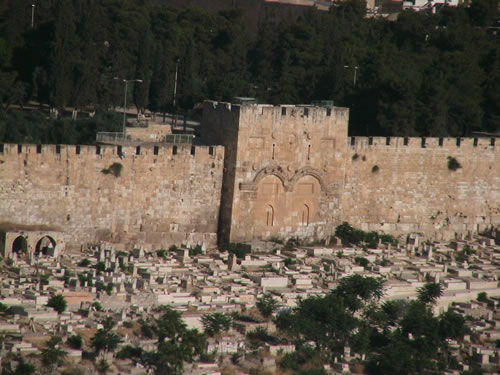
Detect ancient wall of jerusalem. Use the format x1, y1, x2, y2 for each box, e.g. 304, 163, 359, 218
1, 102, 499, 252
202, 101, 349, 243
344, 136, 500, 240
202, 101, 500, 244
0, 143, 224, 251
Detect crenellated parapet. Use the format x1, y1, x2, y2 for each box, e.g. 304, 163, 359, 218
0, 142, 225, 250
0, 143, 222, 160
349, 136, 497, 152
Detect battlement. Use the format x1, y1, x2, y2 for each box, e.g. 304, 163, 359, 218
203, 100, 349, 123
349, 136, 497, 152
0, 143, 223, 161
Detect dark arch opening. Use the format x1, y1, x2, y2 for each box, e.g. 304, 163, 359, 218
35, 236, 56, 257
12, 236, 28, 257
301, 204, 310, 226
266, 205, 275, 227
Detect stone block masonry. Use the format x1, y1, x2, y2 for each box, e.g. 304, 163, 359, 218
202, 101, 349, 243
201, 101, 500, 244
0, 143, 224, 250
344, 136, 500, 240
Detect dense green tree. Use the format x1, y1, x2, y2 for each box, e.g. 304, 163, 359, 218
144, 306, 206, 375
1, 357, 36, 375
41, 337, 68, 375
91, 322, 122, 356
201, 312, 232, 337
46, 295, 67, 314
0, 0, 499, 139
417, 282, 443, 305
256, 293, 279, 321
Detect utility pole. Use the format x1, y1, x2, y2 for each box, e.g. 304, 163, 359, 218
31, 4, 35, 28
173, 59, 180, 128
114, 78, 143, 138
343, 65, 359, 87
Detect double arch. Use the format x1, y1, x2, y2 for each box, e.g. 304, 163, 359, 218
250, 166, 327, 193
2, 232, 61, 259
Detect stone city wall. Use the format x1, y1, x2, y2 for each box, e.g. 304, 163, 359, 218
202, 102, 349, 243
344, 136, 500, 240
0, 143, 224, 250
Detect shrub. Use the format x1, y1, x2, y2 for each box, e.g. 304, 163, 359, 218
92, 302, 103, 311
352, 153, 359, 160
447, 156, 461, 171
220, 242, 251, 258
372, 165, 379, 173
380, 234, 397, 245
156, 249, 167, 258
477, 292, 488, 303
355, 256, 370, 268
102, 162, 123, 177
189, 244, 203, 256
95, 261, 106, 272
47, 295, 67, 313
67, 335, 83, 349
116, 345, 143, 359
77, 258, 91, 267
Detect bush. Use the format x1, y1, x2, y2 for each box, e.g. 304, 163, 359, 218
67, 335, 83, 349
47, 295, 67, 313
95, 261, 106, 272
102, 162, 123, 177
156, 249, 167, 258
352, 153, 359, 160
355, 256, 370, 268
78, 259, 91, 267
447, 156, 461, 171
380, 234, 397, 245
92, 302, 103, 311
477, 292, 488, 303
189, 244, 203, 256
372, 165, 379, 173
116, 345, 142, 359
335, 222, 378, 247
220, 242, 251, 259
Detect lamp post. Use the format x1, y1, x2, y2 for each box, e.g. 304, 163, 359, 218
31, 4, 35, 28
343, 65, 359, 87
172, 58, 180, 127
114, 77, 143, 137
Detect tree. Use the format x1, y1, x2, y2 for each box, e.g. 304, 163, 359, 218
201, 312, 232, 337
91, 328, 122, 356
47, 295, 67, 314
334, 274, 384, 312
95, 359, 110, 375
41, 337, 67, 374
439, 310, 466, 340
417, 282, 443, 305
256, 294, 278, 321
1, 357, 36, 375
477, 292, 488, 303
144, 306, 206, 375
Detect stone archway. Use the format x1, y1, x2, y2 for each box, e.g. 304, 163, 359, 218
35, 236, 57, 257
12, 236, 28, 258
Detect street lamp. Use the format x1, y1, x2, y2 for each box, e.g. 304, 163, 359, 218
114, 77, 143, 137
172, 58, 180, 127
343, 65, 359, 87
31, 4, 35, 28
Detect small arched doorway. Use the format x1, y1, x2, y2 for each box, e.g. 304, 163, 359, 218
12, 236, 28, 258
35, 236, 56, 257
266, 205, 275, 227
301, 204, 310, 226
